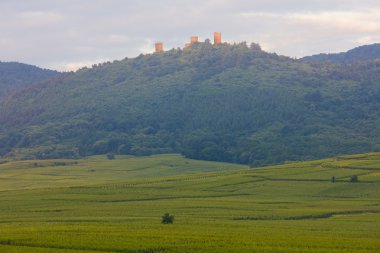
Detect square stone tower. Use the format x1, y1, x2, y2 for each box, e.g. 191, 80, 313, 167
155, 42, 164, 52
214, 32, 221, 45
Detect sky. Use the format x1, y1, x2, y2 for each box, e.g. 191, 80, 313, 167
1, 0, 380, 71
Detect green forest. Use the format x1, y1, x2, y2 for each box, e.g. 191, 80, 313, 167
0, 62, 58, 98
1, 42, 380, 166
301, 43, 380, 63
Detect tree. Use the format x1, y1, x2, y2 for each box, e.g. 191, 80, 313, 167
106, 153, 115, 160
331, 176, 336, 183
350, 175, 358, 183
161, 213, 174, 224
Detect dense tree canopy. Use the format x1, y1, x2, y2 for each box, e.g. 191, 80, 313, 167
301, 43, 380, 64
0, 61, 59, 98
1, 41, 380, 165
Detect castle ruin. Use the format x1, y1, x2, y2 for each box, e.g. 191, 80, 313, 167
155, 32, 222, 52
214, 32, 221, 45
155, 42, 164, 53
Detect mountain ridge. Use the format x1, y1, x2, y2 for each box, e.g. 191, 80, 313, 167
0, 61, 59, 99
301, 43, 380, 64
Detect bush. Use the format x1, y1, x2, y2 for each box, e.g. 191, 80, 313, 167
331, 176, 336, 183
106, 153, 115, 160
161, 213, 174, 224
350, 175, 358, 183
53, 162, 67, 166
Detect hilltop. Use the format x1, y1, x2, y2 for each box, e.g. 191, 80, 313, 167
0, 61, 59, 98
301, 43, 380, 64
1, 41, 380, 165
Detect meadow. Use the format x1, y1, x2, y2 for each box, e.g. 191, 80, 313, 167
0, 153, 379, 252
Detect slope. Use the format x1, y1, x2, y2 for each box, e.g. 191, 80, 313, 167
0, 61, 59, 98
1, 42, 380, 165
301, 43, 380, 64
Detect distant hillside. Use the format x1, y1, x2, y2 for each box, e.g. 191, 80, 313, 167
301, 43, 380, 64
1, 42, 380, 166
0, 62, 59, 98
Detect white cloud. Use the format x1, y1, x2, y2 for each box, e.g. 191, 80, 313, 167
241, 9, 380, 33
139, 39, 155, 55
288, 10, 380, 33
52, 58, 111, 72
20, 10, 63, 21
108, 35, 130, 44
238, 8, 380, 56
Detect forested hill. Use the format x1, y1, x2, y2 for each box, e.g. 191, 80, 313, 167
1, 41, 380, 166
0, 62, 59, 98
301, 43, 380, 64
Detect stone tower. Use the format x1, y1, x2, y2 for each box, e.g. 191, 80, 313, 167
155, 42, 164, 53
214, 32, 221, 45
190, 36, 199, 43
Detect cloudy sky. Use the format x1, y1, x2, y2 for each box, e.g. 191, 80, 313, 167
1, 0, 380, 71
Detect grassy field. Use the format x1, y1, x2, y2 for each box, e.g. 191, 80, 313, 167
0, 153, 379, 252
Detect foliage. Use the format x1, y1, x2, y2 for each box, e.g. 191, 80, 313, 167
161, 213, 174, 224
1, 43, 380, 165
0, 61, 59, 98
301, 43, 380, 63
351, 175, 359, 183
106, 153, 115, 160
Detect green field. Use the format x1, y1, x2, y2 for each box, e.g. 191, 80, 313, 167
0, 153, 379, 253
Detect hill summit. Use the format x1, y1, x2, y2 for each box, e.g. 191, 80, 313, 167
0, 61, 59, 98
1, 41, 380, 165
301, 43, 380, 64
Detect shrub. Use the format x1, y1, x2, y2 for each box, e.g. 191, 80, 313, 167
107, 153, 115, 160
331, 176, 336, 183
350, 175, 358, 183
161, 213, 174, 224
54, 162, 67, 166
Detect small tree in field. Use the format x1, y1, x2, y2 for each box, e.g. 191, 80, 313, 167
350, 175, 358, 183
106, 153, 115, 160
331, 176, 336, 183
162, 213, 174, 224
